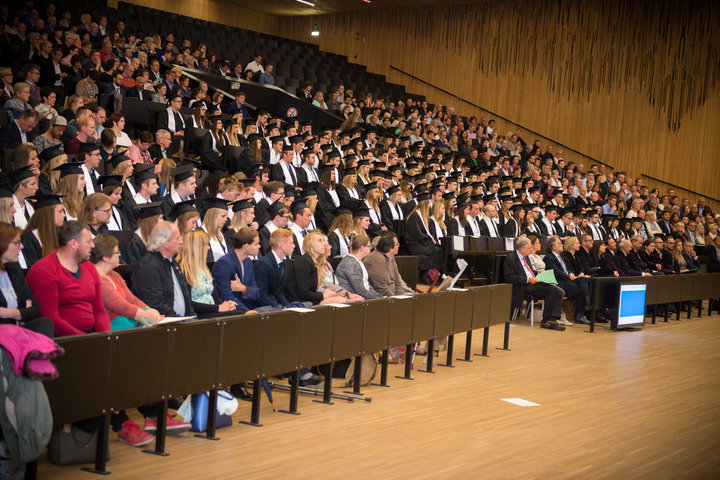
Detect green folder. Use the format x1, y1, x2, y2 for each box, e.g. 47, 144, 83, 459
536, 269, 558, 285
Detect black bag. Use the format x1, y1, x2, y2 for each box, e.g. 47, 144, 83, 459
46, 422, 109, 466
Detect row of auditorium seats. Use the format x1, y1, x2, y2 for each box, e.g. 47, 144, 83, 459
66, 0, 420, 104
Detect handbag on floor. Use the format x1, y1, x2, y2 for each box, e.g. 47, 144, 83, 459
46, 422, 108, 466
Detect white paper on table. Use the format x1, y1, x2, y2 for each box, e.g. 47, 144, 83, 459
391, 295, 413, 299
448, 258, 468, 289
453, 235, 465, 251
159, 316, 196, 324
286, 307, 315, 313
501, 398, 541, 407
324, 303, 350, 308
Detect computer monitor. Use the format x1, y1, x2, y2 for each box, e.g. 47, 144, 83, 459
613, 283, 647, 330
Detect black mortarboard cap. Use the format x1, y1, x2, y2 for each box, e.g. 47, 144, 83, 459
109, 152, 130, 169
231, 199, 254, 213
78, 142, 100, 154
133, 165, 158, 184
203, 197, 230, 212
98, 175, 124, 190
53, 162, 84, 177
168, 200, 198, 221
172, 166, 195, 182
136, 201, 164, 219
8, 166, 35, 189
40, 146, 65, 163
30, 192, 65, 209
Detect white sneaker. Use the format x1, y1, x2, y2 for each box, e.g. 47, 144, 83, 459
558, 315, 573, 326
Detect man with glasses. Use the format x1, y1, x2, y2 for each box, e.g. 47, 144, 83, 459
78, 142, 101, 195
157, 94, 186, 138
22, 63, 42, 102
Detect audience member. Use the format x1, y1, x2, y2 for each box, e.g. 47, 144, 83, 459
26, 221, 110, 336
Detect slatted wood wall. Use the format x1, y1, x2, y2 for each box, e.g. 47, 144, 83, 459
276, 0, 720, 207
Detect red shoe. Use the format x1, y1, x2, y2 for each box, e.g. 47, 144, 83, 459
143, 413, 191, 434
118, 419, 153, 447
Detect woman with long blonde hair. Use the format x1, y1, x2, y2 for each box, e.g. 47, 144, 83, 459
328, 210, 355, 257
226, 122, 244, 147
363, 182, 385, 238
200, 198, 231, 262
284, 231, 349, 305
176, 229, 236, 312
38, 148, 67, 194
430, 201, 447, 239
405, 195, 442, 273
53, 163, 86, 220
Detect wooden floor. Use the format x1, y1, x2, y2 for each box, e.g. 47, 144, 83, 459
38, 306, 720, 479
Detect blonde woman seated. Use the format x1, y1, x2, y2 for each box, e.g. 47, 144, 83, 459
176, 229, 237, 315
320, 235, 364, 302
284, 231, 356, 306
91, 234, 163, 330
644, 211, 662, 238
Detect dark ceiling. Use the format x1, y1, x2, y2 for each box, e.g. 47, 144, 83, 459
235, 0, 493, 17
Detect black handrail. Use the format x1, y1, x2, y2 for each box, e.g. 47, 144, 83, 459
389, 65, 614, 169
640, 174, 720, 203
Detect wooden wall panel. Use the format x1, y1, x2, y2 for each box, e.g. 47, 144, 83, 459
277, 0, 720, 207
120, 0, 277, 35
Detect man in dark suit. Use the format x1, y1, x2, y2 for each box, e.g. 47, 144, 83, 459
0, 109, 39, 149
126, 73, 149, 100
223, 91, 250, 117
544, 236, 591, 324
258, 202, 289, 256
211, 227, 266, 312
576, 234, 601, 276
658, 209, 673, 235
101, 71, 127, 97
615, 239, 646, 277
148, 129, 179, 162
503, 237, 565, 331
681, 240, 701, 271
254, 228, 296, 309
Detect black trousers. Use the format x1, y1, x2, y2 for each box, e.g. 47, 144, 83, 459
517, 283, 564, 322
559, 277, 590, 319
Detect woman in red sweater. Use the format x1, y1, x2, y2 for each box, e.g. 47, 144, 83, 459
26, 219, 110, 336
90, 234, 162, 329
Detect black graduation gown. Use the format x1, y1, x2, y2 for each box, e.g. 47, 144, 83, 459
405, 212, 442, 270
20, 231, 43, 269
336, 184, 361, 205
123, 234, 147, 265
258, 225, 273, 256
328, 230, 349, 257
315, 186, 339, 232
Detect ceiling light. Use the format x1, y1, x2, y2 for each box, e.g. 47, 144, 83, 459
296, 0, 315, 6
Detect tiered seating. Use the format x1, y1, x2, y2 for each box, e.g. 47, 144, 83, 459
70, 0, 421, 103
